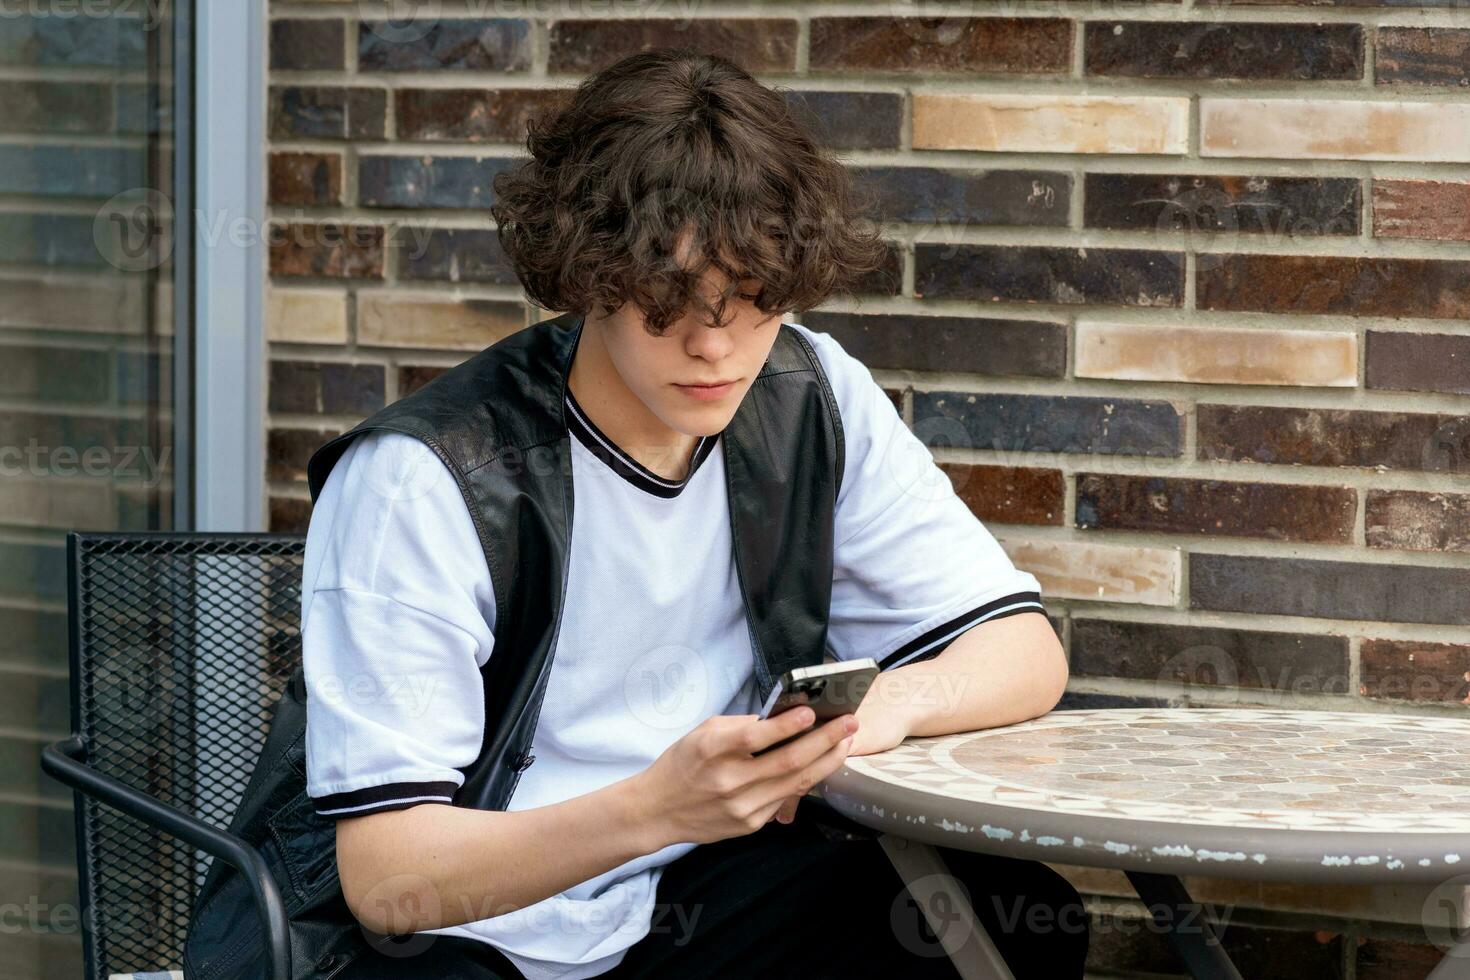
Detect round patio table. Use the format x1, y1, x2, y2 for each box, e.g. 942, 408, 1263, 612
813, 707, 1470, 980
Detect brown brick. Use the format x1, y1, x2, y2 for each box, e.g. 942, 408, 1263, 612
1357, 938, 1446, 980
810, 17, 1071, 75
267, 428, 337, 482
853, 166, 1070, 228
270, 18, 345, 71
1360, 638, 1470, 703
270, 496, 313, 534
915, 391, 1184, 457
397, 227, 516, 285
1198, 403, 1470, 474
1077, 473, 1356, 543
1087, 21, 1361, 79
269, 86, 386, 141
1366, 490, 1470, 554
0, 81, 111, 134
358, 155, 512, 210
1377, 27, 1470, 87
0, 345, 109, 402
798, 311, 1066, 378
1373, 179, 1470, 242
398, 365, 450, 397
268, 223, 384, 279
269, 361, 384, 416
1084, 174, 1359, 236
1084, 910, 1187, 976
937, 463, 1065, 525
915, 244, 1184, 307
1058, 691, 1171, 711
854, 242, 903, 297
268, 152, 342, 206
1088, 902, 1344, 975
1198, 254, 1470, 320
358, 19, 531, 72
1365, 331, 1470, 395
394, 88, 568, 143
784, 90, 902, 151
1190, 552, 1470, 626
1071, 619, 1349, 695
549, 19, 797, 74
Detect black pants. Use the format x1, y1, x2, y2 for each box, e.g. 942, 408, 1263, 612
339, 804, 1090, 979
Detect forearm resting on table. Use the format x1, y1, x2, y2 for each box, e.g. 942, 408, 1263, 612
871, 610, 1068, 739
336, 771, 668, 934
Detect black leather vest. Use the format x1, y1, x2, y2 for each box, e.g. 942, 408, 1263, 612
184, 310, 846, 979
305, 308, 845, 809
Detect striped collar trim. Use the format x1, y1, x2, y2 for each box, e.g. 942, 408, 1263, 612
564, 388, 719, 499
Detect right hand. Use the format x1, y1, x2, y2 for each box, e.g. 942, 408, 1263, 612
639, 707, 859, 846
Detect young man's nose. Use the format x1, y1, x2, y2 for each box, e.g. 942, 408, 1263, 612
685, 324, 736, 363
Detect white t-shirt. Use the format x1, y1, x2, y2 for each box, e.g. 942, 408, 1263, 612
301, 321, 1045, 980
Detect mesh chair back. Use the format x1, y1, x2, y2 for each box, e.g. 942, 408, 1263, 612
67, 532, 305, 979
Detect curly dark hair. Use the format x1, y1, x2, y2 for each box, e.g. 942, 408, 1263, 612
490, 48, 889, 335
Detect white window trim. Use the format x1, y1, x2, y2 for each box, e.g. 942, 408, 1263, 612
189, 0, 267, 531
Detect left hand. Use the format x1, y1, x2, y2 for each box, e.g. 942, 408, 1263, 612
769, 699, 910, 825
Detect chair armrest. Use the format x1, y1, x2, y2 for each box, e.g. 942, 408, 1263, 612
41, 735, 292, 980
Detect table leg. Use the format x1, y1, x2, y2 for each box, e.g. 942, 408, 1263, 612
1125, 871, 1243, 980
877, 833, 1016, 980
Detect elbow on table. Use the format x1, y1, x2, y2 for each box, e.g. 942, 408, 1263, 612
1034, 629, 1070, 718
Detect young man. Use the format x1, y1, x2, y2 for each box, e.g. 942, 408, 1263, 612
303, 50, 1087, 979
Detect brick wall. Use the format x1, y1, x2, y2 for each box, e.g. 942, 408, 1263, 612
266, 5, 1470, 976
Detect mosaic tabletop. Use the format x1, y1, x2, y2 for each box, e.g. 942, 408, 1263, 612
816, 708, 1470, 883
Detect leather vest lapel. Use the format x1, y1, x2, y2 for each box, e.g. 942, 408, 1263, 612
722, 325, 845, 702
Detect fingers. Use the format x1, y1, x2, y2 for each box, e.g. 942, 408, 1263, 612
750, 713, 857, 786
743, 705, 821, 756
773, 795, 800, 825
777, 729, 855, 805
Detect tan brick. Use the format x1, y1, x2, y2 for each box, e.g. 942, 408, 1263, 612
357, 294, 525, 351
996, 538, 1181, 606
267, 288, 348, 345
1075, 322, 1357, 387
1202, 99, 1470, 162
0, 277, 144, 333
0, 477, 115, 530
913, 93, 1189, 154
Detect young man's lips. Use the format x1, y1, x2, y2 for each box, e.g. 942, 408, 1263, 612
674, 380, 737, 401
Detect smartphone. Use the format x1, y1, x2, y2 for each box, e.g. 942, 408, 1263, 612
752, 657, 879, 756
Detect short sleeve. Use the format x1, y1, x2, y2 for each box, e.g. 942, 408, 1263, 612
301, 430, 497, 819
793, 323, 1046, 672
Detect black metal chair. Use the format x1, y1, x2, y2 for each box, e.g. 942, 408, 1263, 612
38, 530, 889, 980
41, 532, 301, 980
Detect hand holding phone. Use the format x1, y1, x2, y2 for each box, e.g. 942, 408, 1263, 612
753, 657, 879, 757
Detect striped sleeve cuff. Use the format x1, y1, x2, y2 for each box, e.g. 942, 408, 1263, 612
875, 591, 1046, 671
311, 780, 460, 819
